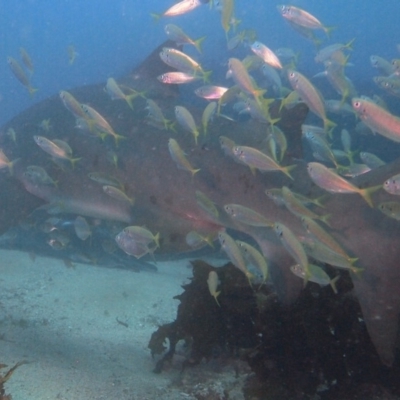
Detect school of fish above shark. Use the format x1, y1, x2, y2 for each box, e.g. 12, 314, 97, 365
2, 0, 400, 367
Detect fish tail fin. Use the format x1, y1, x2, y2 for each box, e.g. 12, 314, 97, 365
203, 124, 209, 136
147, 247, 157, 264
204, 234, 215, 248
167, 121, 177, 133
342, 54, 352, 68
217, 100, 222, 116
194, 36, 206, 54
345, 37, 356, 51
150, 12, 162, 22
283, 164, 296, 180
279, 92, 294, 112
98, 132, 108, 142
339, 88, 350, 107
86, 119, 96, 133
8, 158, 20, 176
138, 90, 147, 99
192, 168, 201, 177
319, 213, 331, 227
70, 157, 81, 169
154, 232, 160, 249
347, 149, 358, 165
254, 88, 266, 99
324, 25, 336, 38
349, 257, 364, 277
28, 86, 38, 97
114, 134, 126, 147
360, 185, 381, 207
330, 275, 340, 294
293, 52, 301, 66
246, 271, 255, 287
313, 194, 328, 208
324, 118, 336, 138
302, 273, 310, 288
193, 129, 199, 145
269, 117, 281, 126
202, 70, 213, 84
125, 94, 137, 110
350, 264, 364, 276
312, 37, 323, 49
278, 100, 286, 113
224, 29, 230, 44
214, 292, 221, 307
254, 91, 267, 110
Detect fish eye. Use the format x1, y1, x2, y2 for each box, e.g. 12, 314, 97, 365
353, 101, 361, 108
289, 72, 295, 78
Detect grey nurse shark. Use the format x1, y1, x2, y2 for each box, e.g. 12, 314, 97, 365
1, 40, 400, 367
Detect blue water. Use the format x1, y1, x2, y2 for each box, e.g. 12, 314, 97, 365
1, 0, 399, 126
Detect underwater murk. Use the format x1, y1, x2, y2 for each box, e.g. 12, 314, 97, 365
1, 0, 400, 399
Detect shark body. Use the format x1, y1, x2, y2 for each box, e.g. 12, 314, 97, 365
0, 40, 400, 366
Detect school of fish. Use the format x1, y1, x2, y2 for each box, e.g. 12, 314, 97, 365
3, 0, 400, 367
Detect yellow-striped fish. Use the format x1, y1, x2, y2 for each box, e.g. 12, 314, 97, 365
307, 162, 380, 207
287, 70, 334, 132
168, 138, 200, 176
352, 97, 400, 143
7, 56, 37, 96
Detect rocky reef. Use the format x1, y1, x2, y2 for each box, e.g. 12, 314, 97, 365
149, 260, 400, 400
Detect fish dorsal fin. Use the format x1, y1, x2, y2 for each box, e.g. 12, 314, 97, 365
124, 40, 183, 99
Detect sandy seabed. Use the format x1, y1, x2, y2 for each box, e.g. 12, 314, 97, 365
0, 250, 245, 400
